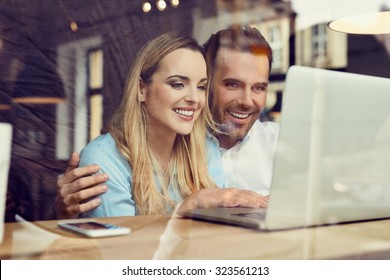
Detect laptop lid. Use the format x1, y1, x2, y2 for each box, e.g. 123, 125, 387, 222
179, 66, 390, 230
265, 66, 390, 230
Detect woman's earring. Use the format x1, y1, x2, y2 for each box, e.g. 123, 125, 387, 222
138, 93, 145, 102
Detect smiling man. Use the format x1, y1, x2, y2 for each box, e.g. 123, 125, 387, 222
204, 25, 278, 195
55, 25, 278, 218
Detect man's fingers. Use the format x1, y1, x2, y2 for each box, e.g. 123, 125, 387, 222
78, 198, 102, 213
61, 164, 102, 185
65, 198, 101, 217
64, 152, 81, 173
63, 184, 107, 205
70, 173, 108, 195
59, 170, 107, 197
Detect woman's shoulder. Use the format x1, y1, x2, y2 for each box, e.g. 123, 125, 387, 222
80, 133, 128, 168
205, 133, 219, 149
205, 134, 221, 156
83, 133, 117, 151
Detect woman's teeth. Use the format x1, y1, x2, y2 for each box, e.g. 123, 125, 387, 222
174, 109, 194, 116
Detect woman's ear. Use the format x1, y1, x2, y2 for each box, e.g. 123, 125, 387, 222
138, 78, 146, 102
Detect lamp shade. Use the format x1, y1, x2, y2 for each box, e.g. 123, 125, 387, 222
327, 11, 390, 34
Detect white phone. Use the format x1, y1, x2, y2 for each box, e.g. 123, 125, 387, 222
58, 220, 131, 238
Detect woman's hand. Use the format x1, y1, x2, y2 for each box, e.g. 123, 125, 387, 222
178, 188, 268, 211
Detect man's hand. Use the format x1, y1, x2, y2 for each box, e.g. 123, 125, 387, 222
178, 188, 268, 212
55, 152, 108, 219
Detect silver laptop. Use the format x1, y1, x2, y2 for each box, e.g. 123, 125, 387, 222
179, 66, 390, 230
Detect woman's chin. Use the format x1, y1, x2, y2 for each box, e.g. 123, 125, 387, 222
176, 127, 193, 136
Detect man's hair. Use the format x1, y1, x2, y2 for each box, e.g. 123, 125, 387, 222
108, 32, 217, 215
203, 24, 273, 76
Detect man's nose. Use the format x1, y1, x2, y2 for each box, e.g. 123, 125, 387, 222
237, 87, 253, 107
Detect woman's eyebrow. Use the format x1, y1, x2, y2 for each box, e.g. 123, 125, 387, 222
166, 75, 189, 81
166, 75, 207, 83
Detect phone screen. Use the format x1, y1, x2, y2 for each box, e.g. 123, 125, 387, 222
58, 220, 130, 237
66, 221, 112, 230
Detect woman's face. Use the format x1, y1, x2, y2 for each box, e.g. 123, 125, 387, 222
140, 48, 207, 138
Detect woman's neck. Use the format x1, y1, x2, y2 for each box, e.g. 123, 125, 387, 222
147, 128, 176, 171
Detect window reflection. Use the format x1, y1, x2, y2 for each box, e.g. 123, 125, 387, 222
1, 0, 390, 221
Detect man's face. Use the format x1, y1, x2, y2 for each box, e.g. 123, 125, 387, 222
210, 48, 270, 149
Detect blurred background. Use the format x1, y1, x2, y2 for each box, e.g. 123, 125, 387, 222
1, 0, 390, 221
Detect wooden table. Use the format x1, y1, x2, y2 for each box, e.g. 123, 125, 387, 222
1, 215, 390, 260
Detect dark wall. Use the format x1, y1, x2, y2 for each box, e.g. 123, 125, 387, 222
347, 34, 390, 78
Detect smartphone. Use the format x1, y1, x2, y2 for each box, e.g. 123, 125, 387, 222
58, 220, 131, 238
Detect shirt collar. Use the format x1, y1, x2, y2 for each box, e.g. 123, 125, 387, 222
207, 124, 255, 152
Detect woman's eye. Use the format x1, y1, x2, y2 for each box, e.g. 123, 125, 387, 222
171, 82, 184, 89
198, 84, 206, 91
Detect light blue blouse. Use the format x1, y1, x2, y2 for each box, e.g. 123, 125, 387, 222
79, 133, 225, 218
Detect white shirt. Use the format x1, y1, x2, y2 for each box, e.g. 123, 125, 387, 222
208, 120, 279, 196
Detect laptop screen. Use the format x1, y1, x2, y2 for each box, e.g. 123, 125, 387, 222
266, 66, 390, 230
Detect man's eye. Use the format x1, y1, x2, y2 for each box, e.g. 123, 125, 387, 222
171, 82, 184, 89
253, 86, 267, 93
225, 82, 239, 89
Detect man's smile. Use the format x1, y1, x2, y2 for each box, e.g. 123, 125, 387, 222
228, 111, 251, 119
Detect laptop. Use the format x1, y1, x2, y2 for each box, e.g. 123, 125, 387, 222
178, 66, 390, 230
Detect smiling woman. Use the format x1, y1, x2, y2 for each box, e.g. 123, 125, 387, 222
139, 48, 207, 137
78, 32, 225, 217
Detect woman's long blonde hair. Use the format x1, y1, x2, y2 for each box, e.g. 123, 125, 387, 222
108, 32, 217, 215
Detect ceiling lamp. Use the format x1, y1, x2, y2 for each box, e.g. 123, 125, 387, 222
70, 21, 78, 32
156, 0, 167, 12
170, 0, 179, 8
327, 11, 390, 34
142, 2, 152, 13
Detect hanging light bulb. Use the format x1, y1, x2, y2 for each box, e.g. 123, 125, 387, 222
170, 0, 179, 8
70, 21, 78, 32
59, 1, 78, 33
156, 0, 167, 12
142, 2, 152, 13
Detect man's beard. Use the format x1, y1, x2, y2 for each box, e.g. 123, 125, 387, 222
215, 119, 250, 142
